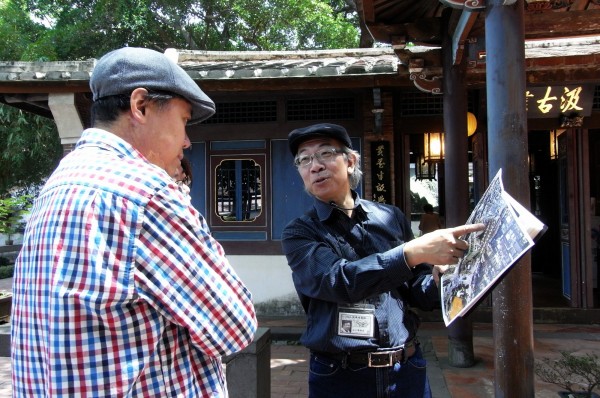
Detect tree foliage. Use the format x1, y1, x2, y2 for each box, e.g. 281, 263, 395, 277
8, 0, 362, 60
0, 0, 54, 61
0, 105, 63, 195
0, 0, 367, 194
535, 351, 600, 397
0, 194, 32, 240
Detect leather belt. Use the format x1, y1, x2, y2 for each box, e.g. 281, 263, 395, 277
315, 338, 419, 368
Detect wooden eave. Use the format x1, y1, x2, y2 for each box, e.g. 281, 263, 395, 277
357, 0, 600, 87
0, 48, 406, 119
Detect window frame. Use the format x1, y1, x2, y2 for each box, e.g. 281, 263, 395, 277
208, 145, 270, 243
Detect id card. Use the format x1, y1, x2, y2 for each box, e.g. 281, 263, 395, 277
337, 304, 375, 338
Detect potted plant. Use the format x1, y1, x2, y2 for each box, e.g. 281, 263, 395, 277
0, 195, 32, 245
535, 351, 600, 398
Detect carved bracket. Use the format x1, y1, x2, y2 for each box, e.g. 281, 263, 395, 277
525, 0, 574, 11
409, 73, 443, 95
439, 0, 486, 10
560, 114, 583, 128
408, 58, 424, 74
391, 36, 408, 50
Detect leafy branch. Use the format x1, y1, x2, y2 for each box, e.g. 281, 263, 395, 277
535, 351, 600, 397
0, 195, 32, 242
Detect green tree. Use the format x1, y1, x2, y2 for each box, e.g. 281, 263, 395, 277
0, 194, 32, 244
536, 351, 600, 397
0, 1, 62, 195
0, 105, 62, 195
0, 0, 366, 196
20, 0, 361, 60
0, 0, 54, 61
329, 0, 374, 47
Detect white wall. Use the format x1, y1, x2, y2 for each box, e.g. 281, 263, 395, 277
227, 254, 296, 303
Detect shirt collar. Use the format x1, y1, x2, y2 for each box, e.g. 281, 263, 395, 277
75, 128, 147, 163
313, 190, 372, 221
74, 128, 182, 187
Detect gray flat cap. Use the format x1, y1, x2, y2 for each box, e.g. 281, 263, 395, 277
90, 47, 215, 124
288, 123, 352, 156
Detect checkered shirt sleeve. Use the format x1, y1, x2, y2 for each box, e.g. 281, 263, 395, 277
11, 129, 257, 397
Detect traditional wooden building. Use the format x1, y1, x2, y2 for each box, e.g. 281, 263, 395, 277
0, 48, 406, 315
356, 0, 600, 314
354, 0, 600, 394
1, 5, 599, 319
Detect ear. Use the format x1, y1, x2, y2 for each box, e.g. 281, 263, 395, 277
346, 152, 356, 174
129, 88, 149, 123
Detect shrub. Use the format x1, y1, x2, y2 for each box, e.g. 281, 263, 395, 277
0, 195, 32, 243
0, 265, 13, 279
535, 351, 600, 398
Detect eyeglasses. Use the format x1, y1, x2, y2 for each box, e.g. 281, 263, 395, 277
294, 148, 343, 168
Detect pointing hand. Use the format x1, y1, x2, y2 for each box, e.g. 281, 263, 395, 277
403, 223, 486, 267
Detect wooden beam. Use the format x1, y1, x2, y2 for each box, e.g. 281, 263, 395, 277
358, 0, 376, 24
0, 82, 90, 94
524, 10, 600, 39
569, 0, 590, 11
196, 75, 419, 91
364, 18, 442, 44
452, 10, 479, 65
394, 48, 442, 67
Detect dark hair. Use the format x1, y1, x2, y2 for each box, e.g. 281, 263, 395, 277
179, 157, 193, 187
90, 90, 185, 126
90, 94, 130, 125
423, 203, 434, 213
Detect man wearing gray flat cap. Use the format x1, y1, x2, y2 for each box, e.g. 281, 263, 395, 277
282, 123, 484, 398
12, 47, 257, 397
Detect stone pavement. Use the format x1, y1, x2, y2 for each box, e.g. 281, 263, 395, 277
0, 356, 8, 398
0, 271, 598, 398
268, 335, 452, 398
265, 318, 600, 398
0, 320, 598, 397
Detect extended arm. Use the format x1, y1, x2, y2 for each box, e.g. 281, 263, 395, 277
135, 187, 257, 358
282, 214, 415, 305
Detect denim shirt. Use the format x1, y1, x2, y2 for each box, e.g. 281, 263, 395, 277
281, 193, 439, 354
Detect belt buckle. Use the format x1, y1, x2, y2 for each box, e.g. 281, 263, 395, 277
367, 351, 394, 368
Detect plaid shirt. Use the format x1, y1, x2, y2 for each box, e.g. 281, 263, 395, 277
11, 129, 257, 397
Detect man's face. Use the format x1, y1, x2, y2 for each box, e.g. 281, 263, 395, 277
296, 137, 353, 203
138, 97, 192, 178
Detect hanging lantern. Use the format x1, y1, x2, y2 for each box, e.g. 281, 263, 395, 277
467, 112, 478, 137
423, 132, 445, 163
415, 155, 437, 181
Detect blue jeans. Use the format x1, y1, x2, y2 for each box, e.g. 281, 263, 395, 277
308, 346, 431, 398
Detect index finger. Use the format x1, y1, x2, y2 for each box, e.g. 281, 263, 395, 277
450, 223, 486, 238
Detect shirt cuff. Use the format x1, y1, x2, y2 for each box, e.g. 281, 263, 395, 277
382, 245, 414, 280
402, 248, 413, 271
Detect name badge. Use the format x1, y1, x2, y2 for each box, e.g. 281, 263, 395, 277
337, 304, 375, 338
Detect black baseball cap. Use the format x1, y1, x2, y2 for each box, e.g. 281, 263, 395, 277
90, 47, 215, 124
288, 123, 352, 156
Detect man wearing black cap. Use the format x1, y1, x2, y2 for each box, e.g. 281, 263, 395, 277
11, 47, 257, 397
282, 123, 484, 398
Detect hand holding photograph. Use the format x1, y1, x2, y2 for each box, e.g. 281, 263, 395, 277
441, 169, 547, 326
